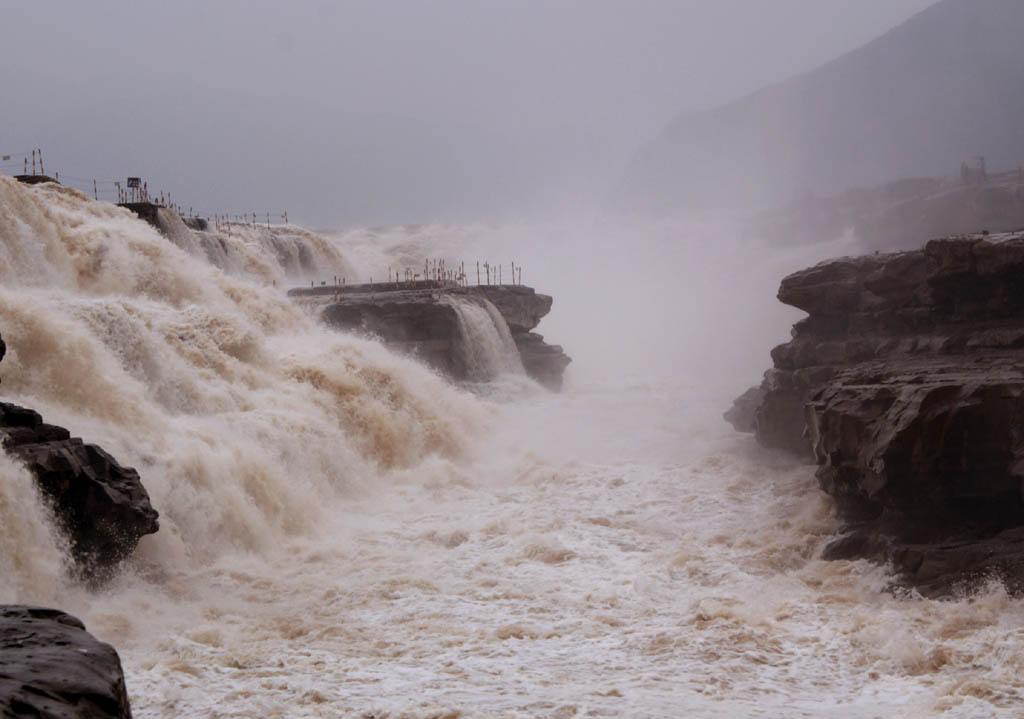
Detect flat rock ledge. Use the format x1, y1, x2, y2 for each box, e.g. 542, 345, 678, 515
0, 606, 132, 719
729, 232, 1024, 596
294, 283, 571, 390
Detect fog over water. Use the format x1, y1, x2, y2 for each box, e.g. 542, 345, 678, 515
6, 2, 1024, 717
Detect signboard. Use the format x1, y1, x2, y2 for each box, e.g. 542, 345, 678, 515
126, 177, 140, 188
1, 155, 9, 161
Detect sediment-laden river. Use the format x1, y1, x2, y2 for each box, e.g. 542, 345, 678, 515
1, 176, 1021, 717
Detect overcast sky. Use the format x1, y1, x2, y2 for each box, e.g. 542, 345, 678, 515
2, 0, 937, 226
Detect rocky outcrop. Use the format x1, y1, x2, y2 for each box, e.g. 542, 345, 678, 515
472, 285, 552, 333
0, 606, 132, 719
738, 231, 1024, 595
322, 289, 471, 377
512, 331, 572, 391
0, 402, 160, 578
472, 286, 569, 390
723, 385, 765, 434
296, 283, 571, 389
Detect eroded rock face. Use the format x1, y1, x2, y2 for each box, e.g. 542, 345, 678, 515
0, 606, 132, 719
0, 402, 159, 578
809, 358, 1024, 594
743, 232, 1024, 594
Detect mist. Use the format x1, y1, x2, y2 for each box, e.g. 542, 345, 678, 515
17, 3, 1024, 717
3, 0, 935, 226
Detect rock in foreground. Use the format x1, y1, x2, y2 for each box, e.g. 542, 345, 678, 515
0, 606, 132, 719
0, 402, 159, 578
739, 232, 1024, 595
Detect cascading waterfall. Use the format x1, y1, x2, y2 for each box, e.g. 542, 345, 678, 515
0, 175, 487, 595
443, 295, 524, 381
156, 205, 357, 285
3, 175, 1024, 718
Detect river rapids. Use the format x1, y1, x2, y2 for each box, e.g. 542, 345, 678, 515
0, 176, 1022, 718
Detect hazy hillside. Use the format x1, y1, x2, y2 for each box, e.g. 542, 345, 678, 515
619, 0, 1024, 213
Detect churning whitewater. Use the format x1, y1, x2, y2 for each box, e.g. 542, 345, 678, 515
1, 176, 1023, 718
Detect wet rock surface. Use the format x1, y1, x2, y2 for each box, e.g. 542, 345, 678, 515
322, 289, 467, 377
0, 401, 159, 578
306, 284, 571, 389
472, 285, 553, 332
512, 331, 571, 391
0, 606, 132, 719
738, 232, 1024, 595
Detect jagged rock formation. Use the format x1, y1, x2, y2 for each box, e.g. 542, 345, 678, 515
510, 330, 572, 391
733, 232, 1024, 595
722, 385, 764, 434
0, 402, 160, 577
0, 606, 133, 719
294, 283, 571, 390
0, 331, 158, 577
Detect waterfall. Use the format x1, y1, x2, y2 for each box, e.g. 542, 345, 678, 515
0, 175, 487, 584
156, 206, 356, 285
443, 295, 524, 381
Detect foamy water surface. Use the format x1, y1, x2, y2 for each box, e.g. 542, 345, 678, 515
1, 177, 1022, 717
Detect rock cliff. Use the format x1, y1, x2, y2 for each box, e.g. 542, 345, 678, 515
732, 232, 1024, 595
0, 606, 133, 719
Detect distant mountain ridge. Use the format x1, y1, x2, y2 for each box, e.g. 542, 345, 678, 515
618, 0, 1024, 212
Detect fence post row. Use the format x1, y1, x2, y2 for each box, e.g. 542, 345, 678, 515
4, 153, 535, 290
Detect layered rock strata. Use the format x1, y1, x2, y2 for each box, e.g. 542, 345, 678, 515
733, 232, 1024, 595
0, 606, 133, 719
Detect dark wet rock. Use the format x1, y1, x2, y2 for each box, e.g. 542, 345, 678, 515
308, 284, 571, 389
0, 605, 132, 719
512, 331, 571, 392
741, 231, 1024, 595
472, 285, 553, 332
753, 232, 1024, 454
14, 174, 59, 186
723, 385, 765, 433
0, 402, 159, 577
322, 289, 467, 377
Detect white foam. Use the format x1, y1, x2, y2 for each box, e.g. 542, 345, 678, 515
2, 177, 1022, 717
